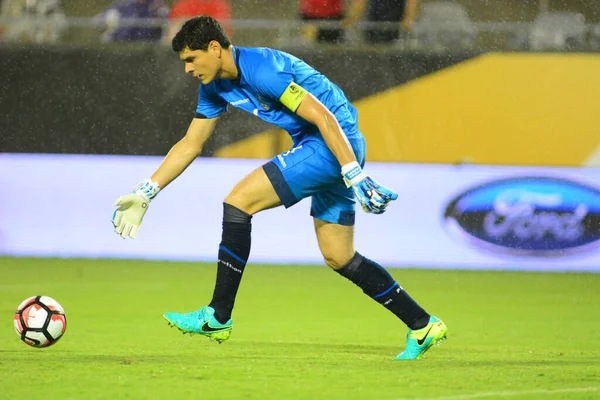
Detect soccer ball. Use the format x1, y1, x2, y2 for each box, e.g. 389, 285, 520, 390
14, 296, 67, 348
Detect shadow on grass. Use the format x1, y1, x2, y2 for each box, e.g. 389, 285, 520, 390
3, 342, 597, 368
232, 341, 398, 355
0, 342, 396, 364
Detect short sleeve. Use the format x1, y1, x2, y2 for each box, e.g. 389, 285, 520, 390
247, 51, 294, 103
195, 84, 228, 119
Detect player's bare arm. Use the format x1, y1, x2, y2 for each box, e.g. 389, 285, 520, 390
294, 91, 357, 167
279, 81, 397, 214
151, 116, 219, 189
111, 117, 218, 239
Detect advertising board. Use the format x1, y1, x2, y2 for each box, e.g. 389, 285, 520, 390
1, 154, 599, 272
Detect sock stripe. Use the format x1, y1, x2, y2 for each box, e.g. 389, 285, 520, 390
219, 245, 247, 264
373, 282, 398, 299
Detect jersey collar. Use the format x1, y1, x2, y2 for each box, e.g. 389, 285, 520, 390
232, 45, 242, 85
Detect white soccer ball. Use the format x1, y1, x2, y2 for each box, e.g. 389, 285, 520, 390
14, 296, 67, 348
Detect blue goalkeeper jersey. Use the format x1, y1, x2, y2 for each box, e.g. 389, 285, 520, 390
195, 46, 361, 144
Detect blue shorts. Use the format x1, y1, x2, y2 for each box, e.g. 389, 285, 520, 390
262, 135, 366, 226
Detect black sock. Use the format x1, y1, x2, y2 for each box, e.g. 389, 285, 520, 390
208, 203, 252, 324
335, 252, 430, 330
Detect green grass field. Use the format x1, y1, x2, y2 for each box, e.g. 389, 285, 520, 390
1, 257, 599, 400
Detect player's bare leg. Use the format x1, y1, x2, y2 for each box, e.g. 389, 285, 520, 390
164, 167, 281, 341
224, 166, 282, 215
313, 219, 448, 360
313, 218, 355, 269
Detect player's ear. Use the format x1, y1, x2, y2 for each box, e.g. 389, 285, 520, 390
209, 40, 221, 56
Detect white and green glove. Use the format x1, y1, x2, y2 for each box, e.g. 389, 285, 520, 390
342, 162, 398, 214
112, 179, 160, 239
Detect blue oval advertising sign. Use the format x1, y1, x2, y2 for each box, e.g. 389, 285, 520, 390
444, 177, 600, 256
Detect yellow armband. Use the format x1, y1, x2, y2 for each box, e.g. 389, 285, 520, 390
279, 82, 308, 112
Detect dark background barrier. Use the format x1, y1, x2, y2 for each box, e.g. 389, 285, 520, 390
0, 44, 479, 156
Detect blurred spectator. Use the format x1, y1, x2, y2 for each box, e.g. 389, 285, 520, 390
590, 25, 600, 51
529, 12, 586, 51
99, 0, 168, 42
412, 1, 477, 49
299, 0, 345, 44
342, 0, 418, 44
0, 0, 66, 43
165, 0, 231, 42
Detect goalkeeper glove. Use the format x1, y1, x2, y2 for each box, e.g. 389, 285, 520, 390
342, 161, 398, 214
112, 179, 160, 239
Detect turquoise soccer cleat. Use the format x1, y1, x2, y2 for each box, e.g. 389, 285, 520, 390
163, 306, 232, 343
395, 316, 448, 360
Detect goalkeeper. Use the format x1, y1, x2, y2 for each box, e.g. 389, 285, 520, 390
112, 15, 447, 360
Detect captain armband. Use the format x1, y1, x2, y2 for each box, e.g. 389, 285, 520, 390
279, 82, 308, 112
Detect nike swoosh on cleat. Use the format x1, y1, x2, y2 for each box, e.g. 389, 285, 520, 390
417, 326, 433, 345
202, 322, 225, 332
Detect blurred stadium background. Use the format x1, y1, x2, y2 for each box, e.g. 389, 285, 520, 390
1, 1, 600, 399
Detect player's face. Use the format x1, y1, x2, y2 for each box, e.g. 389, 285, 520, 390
179, 43, 222, 85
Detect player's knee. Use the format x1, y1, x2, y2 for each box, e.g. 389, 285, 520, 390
321, 249, 354, 270
224, 192, 254, 215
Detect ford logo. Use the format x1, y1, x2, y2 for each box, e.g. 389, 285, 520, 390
444, 177, 600, 256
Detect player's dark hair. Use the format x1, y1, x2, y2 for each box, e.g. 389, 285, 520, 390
172, 15, 231, 52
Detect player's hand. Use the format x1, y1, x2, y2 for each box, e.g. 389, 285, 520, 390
112, 179, 160, 239
342, 162, 398, 214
